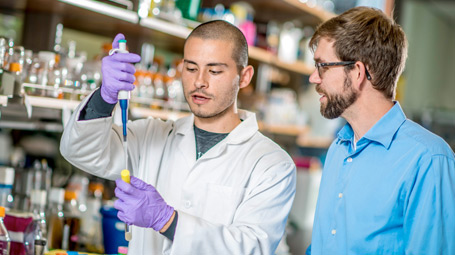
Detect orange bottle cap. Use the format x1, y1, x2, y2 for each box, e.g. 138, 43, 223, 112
9, 62, 21, 72
64, 190, 77, 201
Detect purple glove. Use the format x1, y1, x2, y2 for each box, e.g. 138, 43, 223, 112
101, 33, 141, 104
114, 176, 174, 231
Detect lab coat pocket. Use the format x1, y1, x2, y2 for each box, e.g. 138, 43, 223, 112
203, 183, 246, 226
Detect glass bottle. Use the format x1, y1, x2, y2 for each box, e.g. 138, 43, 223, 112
8, 46, 25, 97
27, 189, 48, 255
81, 182, 104, 253
46, 188, 65, 250
62, 190, 80, 251
0, 206, 10, 255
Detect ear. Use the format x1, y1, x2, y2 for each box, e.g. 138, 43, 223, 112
239, 65, 254, 89
354, 61, 369, 88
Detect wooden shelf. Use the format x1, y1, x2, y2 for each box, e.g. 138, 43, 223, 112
282, 0, 335, 21
249, 47, 315, 75
210, 0, 334, 25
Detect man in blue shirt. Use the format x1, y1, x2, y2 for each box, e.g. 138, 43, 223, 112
306, 6, 455, 255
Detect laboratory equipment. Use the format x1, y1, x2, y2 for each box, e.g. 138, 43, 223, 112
100, 205, 128, 254
109, 39, 130, 170
47, 188, 65, 250
81, 182, 104, 253
121, 169, 132, 241
0, 167, 15, 209
62, 190, 81, 251
34, 239, 46, 255
26, 189, 48, 255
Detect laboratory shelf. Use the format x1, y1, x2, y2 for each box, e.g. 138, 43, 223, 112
25, 95, 81, 111
19, 0, 323, 75
0, 93, 318, 139
58, 0, 138, 23
282, 0, 336, 21
139, 17, 192, 40
248, 47, 315, 75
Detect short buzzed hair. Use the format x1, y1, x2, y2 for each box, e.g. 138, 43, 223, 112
185, 20, 248, 72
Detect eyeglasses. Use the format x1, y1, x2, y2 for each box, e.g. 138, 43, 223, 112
315, 61, 372, 80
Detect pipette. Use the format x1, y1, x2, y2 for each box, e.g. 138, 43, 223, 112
110, 39, 132, 241
121, 169, 133, 241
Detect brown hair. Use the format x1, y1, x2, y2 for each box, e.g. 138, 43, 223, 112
309, 6, 408, 99
185, 20, 248, 72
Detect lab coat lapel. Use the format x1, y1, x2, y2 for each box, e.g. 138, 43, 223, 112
197, 110, 259, 161
174, 114, 197, 167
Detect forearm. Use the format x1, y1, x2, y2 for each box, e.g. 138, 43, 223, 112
79, 88, 116, 120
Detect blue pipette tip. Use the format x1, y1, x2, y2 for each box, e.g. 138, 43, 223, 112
119, 99, 128, 141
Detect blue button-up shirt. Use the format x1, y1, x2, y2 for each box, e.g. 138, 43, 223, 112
307, 102, 455, 255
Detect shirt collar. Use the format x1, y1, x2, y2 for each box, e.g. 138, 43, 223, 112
175, 109, 259, 144
337, 101, 407, 149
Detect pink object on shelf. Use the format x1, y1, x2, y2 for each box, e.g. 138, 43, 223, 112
118, 246, 128, 254
239, 21, 257, 46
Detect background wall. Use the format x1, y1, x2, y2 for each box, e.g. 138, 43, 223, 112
401, 0, 455, 115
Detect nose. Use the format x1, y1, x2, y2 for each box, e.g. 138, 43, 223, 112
195, 71, 208, 89
309, 68, 321, 84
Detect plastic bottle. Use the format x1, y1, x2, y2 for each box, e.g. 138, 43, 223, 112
0, 167, 15, 209
0, 206, 11, 255
176, 0, 201, 21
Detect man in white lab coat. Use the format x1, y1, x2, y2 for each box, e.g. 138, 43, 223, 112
60, 20, 296, 254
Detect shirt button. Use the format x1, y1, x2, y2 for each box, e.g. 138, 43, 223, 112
184, 200, 192, 208
331, 229, 336, 235
347, 157, 353, 162
338, 193, 343, 198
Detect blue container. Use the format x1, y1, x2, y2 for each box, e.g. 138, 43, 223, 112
100, 206, 128, 254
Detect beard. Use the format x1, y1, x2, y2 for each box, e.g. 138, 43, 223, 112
316, 76, 359, 119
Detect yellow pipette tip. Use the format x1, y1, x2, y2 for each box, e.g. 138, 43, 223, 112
121, 169, 130, 184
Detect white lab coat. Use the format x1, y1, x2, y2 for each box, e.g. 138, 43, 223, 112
60, 93, 296, 255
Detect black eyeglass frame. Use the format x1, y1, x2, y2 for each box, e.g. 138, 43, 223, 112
315, 61, 372, 80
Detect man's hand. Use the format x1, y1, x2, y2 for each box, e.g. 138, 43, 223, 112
114, 176, 174, 232
100, 33, 141, 104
